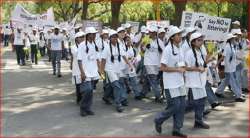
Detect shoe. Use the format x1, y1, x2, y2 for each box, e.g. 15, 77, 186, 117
86, 110, 95, 115
57, 74, 62, 78
121, 100, 128, 106
172, 131, 187, 138
155, 98, 163, 103
194, 121, 210, 129
211, 102, 222, 109
203, 110, 211, 116
235, 97, 246, 102
80, 110, 88, 117
135, 96, 143, 100
116, 106, 124, 113
154, 119, 162, 134
215, 93, 225, 98
102, 97, 112, 105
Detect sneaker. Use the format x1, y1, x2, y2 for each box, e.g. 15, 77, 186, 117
116, 106, 124, 113
215, 93, 225, 98
194, 121, 210, 129
121, 100, 128, 106
154, 119, 162, 134
211, 102, 222, 109
235, 97, 246, 102
86, 110, 95, 115
80, 110, 88, 117
57, 74, 62, 78
102, 97, 112, 105
172, 131, 187, 138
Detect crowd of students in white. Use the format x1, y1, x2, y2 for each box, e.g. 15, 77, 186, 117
5, 20, 249, 137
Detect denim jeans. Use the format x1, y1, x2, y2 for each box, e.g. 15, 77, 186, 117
80, 81, 93, 112
235, 63, 243, 91
111, 80, 123, 107
216, 72, 241, 98
188, 89, 206, 123
155, 89, 186, 132
51, 50, 62, 75
146, 74, 161, 98
31, 44, 38, 64
128, 76, 142, 97
205, 81, 218, 105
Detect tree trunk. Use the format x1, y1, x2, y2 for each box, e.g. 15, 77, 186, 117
171, 0, 187, 26
111, 0, 124, 29
82, 0, 89, 20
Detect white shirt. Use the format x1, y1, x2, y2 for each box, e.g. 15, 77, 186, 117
63, 34, 70, 49
77, 41, 100, 79
29, 33, 39, 45
181, 39, 191, 55
144, 38, 165, 66
223, 42, 236, 73
102, 42, 125, 73
50, 33, 63, 51
161, 43, 185, 89
38, 35, 46, 48
185, 49, 207, 88
13, 31, 25, 45
4, 27, 11, 35
71, 45, 81, 76
118, 39, 127, 70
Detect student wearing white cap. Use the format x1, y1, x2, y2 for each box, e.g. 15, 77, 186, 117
154, 26, 186, 137
142, 25, 164, 103
215, 33, 245, 102
62, 28, 70, 60
124, 23, 135, 41
29, 28, 39, 64
123, 35, 143, 100
14, 27, 26, 65
45, 29, 52, 61
70, 31, 85, 105
181, 27, 197, 54
185, 32, 210, 129
117, 26, 130, 106
38, 31, 46, 57
77, 27, 100, 117
48, 26, 64, 77
101, 30, 133, 113
96, 29, 109, 51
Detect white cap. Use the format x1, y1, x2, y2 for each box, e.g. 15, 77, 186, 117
140, 26, 147, 33
232, 20, 240, 26
85, 27, 98, 34
124, 23, 132, 29
74, 24, 82, 29
231, 29, 242, 35
190, 32, 205, 43
158, 28, 165, 34
109, 30, 118, 37
54, 26, 60, 29
62, 28, 67, 31
74, 31, 85, 39
117, 27, 125, 33
224, 33, 237, 41
102, 29, 109, 34
167, 26, 184, 38
147, 25, 158, 32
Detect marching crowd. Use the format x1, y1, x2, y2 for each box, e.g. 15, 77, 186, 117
1, 20, 249, 137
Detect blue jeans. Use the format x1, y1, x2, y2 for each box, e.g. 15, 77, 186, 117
155, 89, 186, 132
80, 81, 93, 112
4, 34, 9, 47
128, 76, 142, 97
216, 72, 241, 98
146, 74, 161, 98
235, 63, 243, 91
51, 50, 62, 75
205, 81, 218, 105
188, 89, 206, 123
111, 80, 123, 107
119, 77, 128, 102
103, 74, 113, 100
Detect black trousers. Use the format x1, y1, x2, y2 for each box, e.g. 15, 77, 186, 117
31, 44, 38, 64
15, 45, 25, 65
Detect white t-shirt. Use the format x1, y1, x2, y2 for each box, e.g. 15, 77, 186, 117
77, 41, 100, 79
63, 34, 70, 49
185, 49, 207, 88
13, 31, 25, 45
4, 27, 11, 35
29, 33, 39, 45
223, 42, 236, 73
144, 38, 165, 66
50, 33, 63, 51
102, 42, 125, 73
181, 39, 192, 56
161, 43, 185, 89
71, 45, 81, 76
118, 39, 127, 70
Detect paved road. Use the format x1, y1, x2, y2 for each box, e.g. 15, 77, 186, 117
1, 47, 249, 137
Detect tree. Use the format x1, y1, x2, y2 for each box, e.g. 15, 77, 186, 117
111, 0, 124, 29
171, 0, 187, 26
